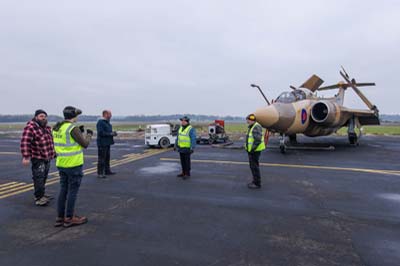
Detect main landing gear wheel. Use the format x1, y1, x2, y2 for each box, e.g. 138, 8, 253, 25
348, 132, 358, 146
289, 134, 297, 145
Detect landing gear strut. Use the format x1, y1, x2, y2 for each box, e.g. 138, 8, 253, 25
279, 134, 286, 153
289, 134, 297, 145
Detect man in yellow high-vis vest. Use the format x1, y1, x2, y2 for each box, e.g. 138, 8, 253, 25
52, 106, 93, 228
245, 114, 266, 189
174, 116, 196, 180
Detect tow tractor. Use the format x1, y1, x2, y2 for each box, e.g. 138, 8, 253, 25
145, 124, 179, 148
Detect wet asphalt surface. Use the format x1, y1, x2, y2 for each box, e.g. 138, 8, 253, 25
0, 135, 399, 266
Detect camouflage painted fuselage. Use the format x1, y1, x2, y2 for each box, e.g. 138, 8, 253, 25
254, 96, 352, 137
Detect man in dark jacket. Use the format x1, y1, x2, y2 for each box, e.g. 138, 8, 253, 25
175, 116, 196, 180
96, 110, 117, 178
20, 109, 55, 206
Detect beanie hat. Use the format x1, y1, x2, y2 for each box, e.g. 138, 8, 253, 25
34, 109, 47, 117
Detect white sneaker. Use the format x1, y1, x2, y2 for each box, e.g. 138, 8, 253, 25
43, 194, 53, 200
35, 197, 49, 206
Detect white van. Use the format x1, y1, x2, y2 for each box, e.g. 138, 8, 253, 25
145, 124, 179, 148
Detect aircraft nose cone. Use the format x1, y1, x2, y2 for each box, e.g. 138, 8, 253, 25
254, 105, 279, 128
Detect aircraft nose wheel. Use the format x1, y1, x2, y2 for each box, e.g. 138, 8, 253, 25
279, 134, 287, 153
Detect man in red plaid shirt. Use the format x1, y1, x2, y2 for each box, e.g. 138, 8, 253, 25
20, 109, 55, 206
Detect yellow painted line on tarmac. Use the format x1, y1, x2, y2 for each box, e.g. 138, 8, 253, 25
0, 182, 26, 191
160, 158, 400, 177
0, 152, 19, 155
0, 187, 35, 198
92, 159, 120, 165
86, 153, 145, 168
0, 155, 145, 198
123, 153, 141, 157
381, 169, 400, 174
0, 154, 151, 199
0, 149, 170, 200
0, 183, 33, 195
0, 181, 17, 188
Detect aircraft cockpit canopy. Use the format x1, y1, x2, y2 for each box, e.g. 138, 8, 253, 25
276, 90, 307, 103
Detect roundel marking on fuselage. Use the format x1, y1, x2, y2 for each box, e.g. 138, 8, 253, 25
301, 108, 307, 124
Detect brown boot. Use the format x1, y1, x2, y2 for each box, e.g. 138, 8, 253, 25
63, 215, 88, 228
177, 172, 185, 178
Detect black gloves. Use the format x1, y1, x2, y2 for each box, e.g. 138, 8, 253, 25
190, 149, 194, 154
80, 126, 93, 136
111, 131, 118, 137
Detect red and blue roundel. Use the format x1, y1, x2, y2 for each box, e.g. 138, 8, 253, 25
301, 109, 307, 124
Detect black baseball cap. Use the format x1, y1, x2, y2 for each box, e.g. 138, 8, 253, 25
179, 116, 190, 122
63, 106, 82, 119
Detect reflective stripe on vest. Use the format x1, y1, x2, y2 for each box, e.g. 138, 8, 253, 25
52, 122, 84, 168
177, 125, 192, 148
246, 122, 266, 152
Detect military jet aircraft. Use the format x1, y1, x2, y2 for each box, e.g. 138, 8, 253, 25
252, 67, 380, 153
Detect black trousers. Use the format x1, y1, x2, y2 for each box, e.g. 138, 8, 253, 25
31, 158, 51, 199
97, 145, 111, 175
179, 152, 191, 175
248, 151, 261, 185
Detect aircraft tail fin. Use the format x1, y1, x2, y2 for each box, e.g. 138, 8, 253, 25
335, 88, 345, 105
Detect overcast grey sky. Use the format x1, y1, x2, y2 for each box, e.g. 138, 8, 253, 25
0, 0, 399, 116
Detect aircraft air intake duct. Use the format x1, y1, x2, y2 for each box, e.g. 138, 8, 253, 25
311, 101, 339, 125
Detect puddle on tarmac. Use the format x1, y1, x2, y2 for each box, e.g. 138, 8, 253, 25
132, 145, 145, 148
140, 162, 180, 174
111, 142, 145, 148
113, 143, 127, 146
378, 193, 400, 202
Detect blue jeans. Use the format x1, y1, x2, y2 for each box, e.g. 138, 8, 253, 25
57, 165, 83, 218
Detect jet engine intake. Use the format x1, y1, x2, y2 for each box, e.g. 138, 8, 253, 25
311, 101, 339, 125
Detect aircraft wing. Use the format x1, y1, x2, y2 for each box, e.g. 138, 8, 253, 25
341, 107, 380, 125
300, 75, 324, 92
